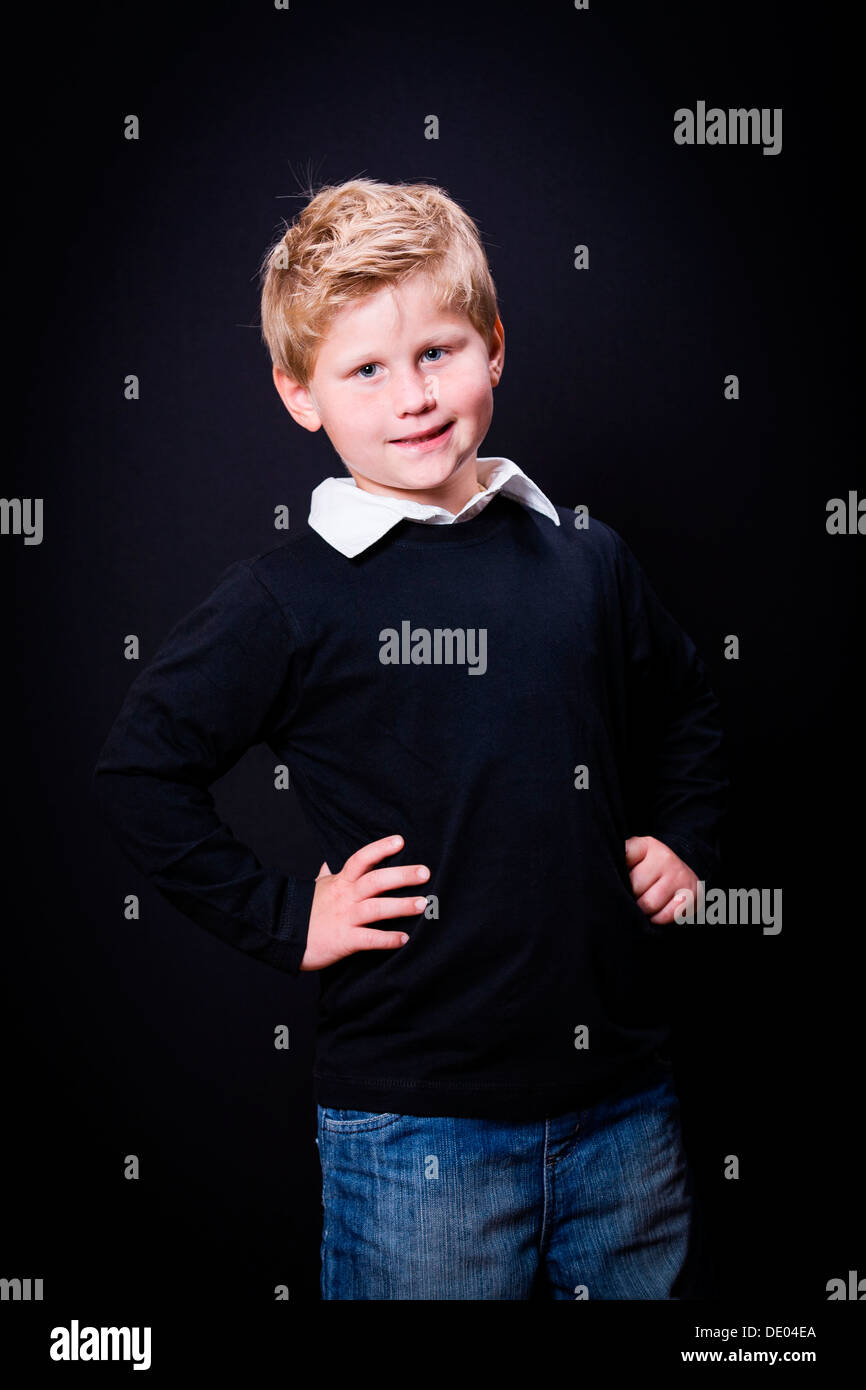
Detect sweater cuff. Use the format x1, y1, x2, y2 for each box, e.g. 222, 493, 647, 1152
272, 875, 318, 974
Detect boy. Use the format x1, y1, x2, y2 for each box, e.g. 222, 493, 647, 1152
93, 177, 728, 1300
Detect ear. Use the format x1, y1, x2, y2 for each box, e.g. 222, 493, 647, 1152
489, 315, 505, 385
272, 365, 323, 432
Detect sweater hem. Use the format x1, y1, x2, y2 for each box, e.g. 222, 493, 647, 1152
314, 1053, 670, 1120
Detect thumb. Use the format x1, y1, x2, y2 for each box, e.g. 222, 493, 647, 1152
316, 861, 332, 879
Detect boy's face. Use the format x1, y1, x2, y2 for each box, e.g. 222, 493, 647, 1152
272, 271, 504, 515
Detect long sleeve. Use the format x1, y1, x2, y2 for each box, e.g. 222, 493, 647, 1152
613, 529, 729, 889
91, 559, 317, 973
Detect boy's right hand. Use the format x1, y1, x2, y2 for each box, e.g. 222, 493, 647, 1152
299, 835, 429, 971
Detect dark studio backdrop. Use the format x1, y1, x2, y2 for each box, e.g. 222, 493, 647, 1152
2, 0, 861, 1355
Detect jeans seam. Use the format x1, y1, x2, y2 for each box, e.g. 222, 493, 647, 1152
539, 1119, 554, 1257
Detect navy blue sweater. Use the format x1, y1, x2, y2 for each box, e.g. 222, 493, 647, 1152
92, 492, 727, 1119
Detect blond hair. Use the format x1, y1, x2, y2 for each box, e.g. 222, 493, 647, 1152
259, 177, 500, 389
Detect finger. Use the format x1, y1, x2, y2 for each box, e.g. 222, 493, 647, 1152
347, 927, 412, 953
316, 861, 331, 879
649, 890, 688, 925
341, 834, 405, 884
353, 893, 430, 925
635, 876, 673, 916
361, 863, 430, 896
630, 866, 665, 900
624, 836, 650, 867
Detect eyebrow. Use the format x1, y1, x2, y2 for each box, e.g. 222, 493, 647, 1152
336, 331, 470, 373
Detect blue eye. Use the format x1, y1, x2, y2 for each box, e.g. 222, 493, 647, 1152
354, 347, 448, 379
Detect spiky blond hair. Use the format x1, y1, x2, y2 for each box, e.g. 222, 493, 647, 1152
259, 177, 500, 388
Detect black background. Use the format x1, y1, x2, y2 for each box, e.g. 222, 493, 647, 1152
3, 0, 861, 1357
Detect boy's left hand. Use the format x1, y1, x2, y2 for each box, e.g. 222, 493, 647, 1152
624, 836, 699, 924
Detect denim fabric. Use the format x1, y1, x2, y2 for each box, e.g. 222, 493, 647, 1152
316, 1058, 694, 1299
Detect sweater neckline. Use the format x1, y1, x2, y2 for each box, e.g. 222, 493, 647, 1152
389, 491, 516, 548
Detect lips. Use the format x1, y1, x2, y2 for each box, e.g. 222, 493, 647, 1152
392, 420, 452, 443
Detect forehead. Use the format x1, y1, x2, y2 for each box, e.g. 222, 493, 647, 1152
321, 275, 472, 358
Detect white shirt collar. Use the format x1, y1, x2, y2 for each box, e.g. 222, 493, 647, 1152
308, 456, 560, 558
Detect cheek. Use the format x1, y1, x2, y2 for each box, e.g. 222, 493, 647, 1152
340, 405, 377, 442
458, 374, 494, 416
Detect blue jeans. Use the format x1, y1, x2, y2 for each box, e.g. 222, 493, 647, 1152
316, 1059, 695, 1299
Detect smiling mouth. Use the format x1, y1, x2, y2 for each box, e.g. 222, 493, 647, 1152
392, 420, 453, 443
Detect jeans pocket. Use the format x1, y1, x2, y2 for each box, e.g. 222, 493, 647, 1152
319, 1106, 404, 1133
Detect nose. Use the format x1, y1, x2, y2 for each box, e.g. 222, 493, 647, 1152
391, 364, 438, 420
